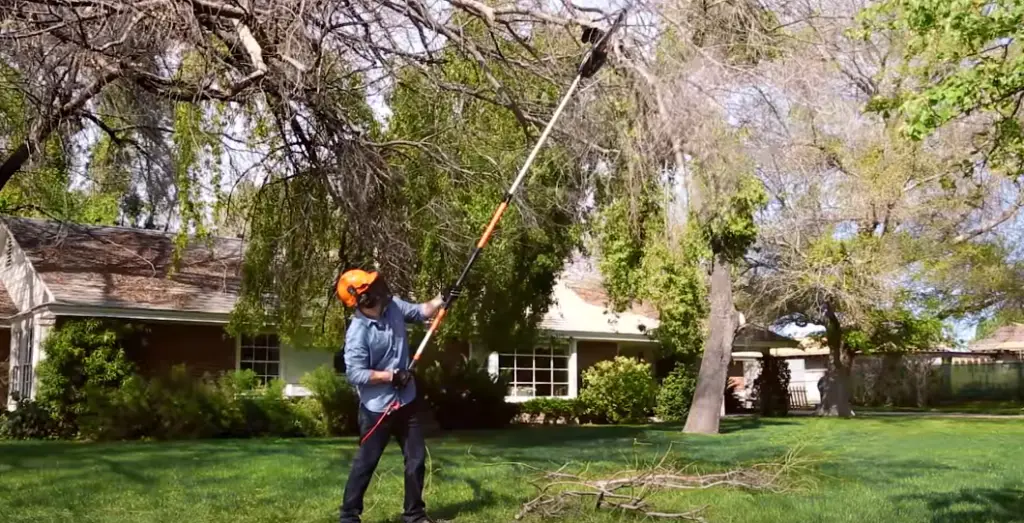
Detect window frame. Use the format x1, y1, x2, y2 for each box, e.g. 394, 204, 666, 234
236, 333, 282, 386
9, 321, 34, 402
497, 341, 571, 400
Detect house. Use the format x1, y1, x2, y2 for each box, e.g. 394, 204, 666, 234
968, 323, 1024, 361
1, 217, 802, 408
0, 216, 337, 409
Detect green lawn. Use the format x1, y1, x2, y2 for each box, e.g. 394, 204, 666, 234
2, 417, 1023, 523
855, 401, 1024, 416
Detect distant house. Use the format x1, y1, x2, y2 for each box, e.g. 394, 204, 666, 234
968, 323, 1024, 361
2, 217, 802, 408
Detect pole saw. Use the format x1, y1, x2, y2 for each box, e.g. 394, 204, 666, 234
360, 10, 627, 446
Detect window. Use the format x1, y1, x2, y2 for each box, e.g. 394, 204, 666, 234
498, 343, 570, 398
239, 334, 281, 386
9, 323, 33, 401
4, 237, 12, 269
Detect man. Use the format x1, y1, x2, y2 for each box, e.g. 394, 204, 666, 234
336, 268, 446, 523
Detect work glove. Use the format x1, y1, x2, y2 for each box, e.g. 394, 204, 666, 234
392, 369, 413, 389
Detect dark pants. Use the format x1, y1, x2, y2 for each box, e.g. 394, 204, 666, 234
339, 400, 426, 523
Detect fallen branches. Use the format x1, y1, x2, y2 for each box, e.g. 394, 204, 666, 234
515, 446, 814, 521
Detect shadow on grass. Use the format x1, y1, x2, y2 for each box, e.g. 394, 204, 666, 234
718, 417, 800, 434
898, 487, 1024, 523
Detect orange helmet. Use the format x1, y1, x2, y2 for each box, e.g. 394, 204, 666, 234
336, 269, 379, 308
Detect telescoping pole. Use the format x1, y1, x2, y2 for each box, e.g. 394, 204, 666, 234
408, 10, 626, 371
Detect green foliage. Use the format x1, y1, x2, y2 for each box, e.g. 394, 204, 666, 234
79, 366, 313, 441
858, 0, 1024, 172
655, 365, 697, 422
418, 356, 518, 430
385, 28, 583, 352
518, 398, 581, 425
299, 365, 359, 436
842, 308, 951, 355
593, 197, 709, 357
34, 320, 139, 437
752, 356, 791, 417
0, 399, 59, 440
0, 63, 122, 225
702, 174, 769, 261
578, 356, 657, 424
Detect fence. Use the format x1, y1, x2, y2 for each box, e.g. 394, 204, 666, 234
935, 361, 1024, 402
851, 356, 1024, 407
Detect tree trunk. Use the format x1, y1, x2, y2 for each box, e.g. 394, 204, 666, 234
684, 254, 737, 434
816, 308, 854, 417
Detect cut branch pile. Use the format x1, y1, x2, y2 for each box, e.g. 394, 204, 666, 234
514, 446, 813, 521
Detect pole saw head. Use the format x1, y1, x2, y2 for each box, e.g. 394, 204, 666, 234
578, 9, 627, 79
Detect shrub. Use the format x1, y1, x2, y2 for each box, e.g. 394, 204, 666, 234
300, 365, 359, 436
237, 379, 304, 437
79, 366, 312, 441
752, 355, 790, 417
519, 398, 579, 424
0, 399, 59, 440
79, 374, 155, 441
35, 320, 138, 436
418, 356, 518, 430
293, 397, 328, 437
579, 356, 657, 424
656, 366, 697, 422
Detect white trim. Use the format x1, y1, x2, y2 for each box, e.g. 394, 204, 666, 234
44, 304, 230, 325
568, 338, 579, 398
545, 330, 655, 343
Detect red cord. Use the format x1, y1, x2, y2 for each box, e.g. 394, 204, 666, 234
359, 400, 400, 446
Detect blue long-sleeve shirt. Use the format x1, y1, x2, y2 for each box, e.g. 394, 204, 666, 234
344, 296, 427, 413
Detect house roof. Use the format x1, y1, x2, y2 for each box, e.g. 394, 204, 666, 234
3, 217, 241, 314
540, 280, 658, 341
970, 323, 1024, 353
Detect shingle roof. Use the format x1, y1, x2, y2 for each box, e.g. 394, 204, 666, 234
540, 280, 658, 339
970, 323, 1024, 352
3, 217, 241, 314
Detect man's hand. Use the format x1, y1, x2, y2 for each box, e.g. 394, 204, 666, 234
392, 369, 413, 389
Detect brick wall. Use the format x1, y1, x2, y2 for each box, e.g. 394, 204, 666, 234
105, 320, 237, 379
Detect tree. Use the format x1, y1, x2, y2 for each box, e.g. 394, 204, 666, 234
590, 0, 775, 433
0, 1, 625, 346
858, 0, 1024, 188
739, 0, 1022, 417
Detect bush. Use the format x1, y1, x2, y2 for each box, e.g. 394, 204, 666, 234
0, 399, 59, 440
579, 356, 657, 424
519, 398, 579, 424
752, 355, 790, 417
80, 366, 313, 441
293, 397, 327, 437
419, 356, 518, 430
656, 366, 696, 422
300, 365, 359, 436
35, 320, 138, 436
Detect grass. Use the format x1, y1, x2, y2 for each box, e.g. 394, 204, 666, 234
855, 400, 1024, 416
2, 416, 1024, 523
